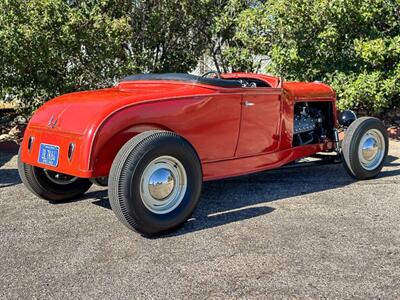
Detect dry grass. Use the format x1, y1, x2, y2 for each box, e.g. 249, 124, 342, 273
0, 102, 16, 110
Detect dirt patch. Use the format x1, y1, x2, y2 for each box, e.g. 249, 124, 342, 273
0, 102, 16, 110
388, 126, 400, 140
0, 109, 27, 150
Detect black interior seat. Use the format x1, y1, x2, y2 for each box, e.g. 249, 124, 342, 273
121, 73, 242, 88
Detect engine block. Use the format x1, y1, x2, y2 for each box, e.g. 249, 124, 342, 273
294, 114, 317, 134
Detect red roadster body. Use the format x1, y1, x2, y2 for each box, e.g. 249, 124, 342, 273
20, 72, 336, 180
19, 72, 388, 236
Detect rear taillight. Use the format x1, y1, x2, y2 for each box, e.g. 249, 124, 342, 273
28, 136, 34, 152
68, 143, 75, 161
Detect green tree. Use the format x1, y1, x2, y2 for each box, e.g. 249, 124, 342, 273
209, 0, 269, 72
2, 0, 398, 116
0, 0, 132, 113
128, 0, 214, 73
0, 0, 215, 114
214, 0, 399, 114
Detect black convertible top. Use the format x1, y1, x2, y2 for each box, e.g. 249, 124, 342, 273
121, 73, 242, 88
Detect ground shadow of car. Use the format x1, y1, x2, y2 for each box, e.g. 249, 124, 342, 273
85, 155, 399, 236
2, 151, 397, 235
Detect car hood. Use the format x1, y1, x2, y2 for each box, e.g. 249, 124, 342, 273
283, 82, 335, 99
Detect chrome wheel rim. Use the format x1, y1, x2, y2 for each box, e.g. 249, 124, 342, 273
43, 169, 78, 185
358, 129, 385, 171
140, 156, 187, 214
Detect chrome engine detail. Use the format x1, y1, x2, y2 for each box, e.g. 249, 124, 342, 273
293, 102, 330, 146
294, 107, 319, 134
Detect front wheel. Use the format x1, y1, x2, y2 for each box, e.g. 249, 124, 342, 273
108, 131, 202, 237
18, 149, 93, 201
342, 117, 388, 179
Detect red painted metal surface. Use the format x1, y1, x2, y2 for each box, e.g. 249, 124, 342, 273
235, 88, 282, 156
20, 73, 336, 180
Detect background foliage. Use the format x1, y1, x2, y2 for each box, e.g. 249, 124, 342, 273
0, 0, 132, 113
216, 0, 400, 114
0, 0, 399, 115
0, 0, 214, 113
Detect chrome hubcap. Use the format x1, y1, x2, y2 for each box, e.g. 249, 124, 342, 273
140, 156, 187, 214
362, 137, 379, 161
358, 129, 385, 171
148, 168, 175, 200
43, 169, 78, 185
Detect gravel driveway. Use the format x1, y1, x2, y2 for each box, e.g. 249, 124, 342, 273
1, 141, 399, 299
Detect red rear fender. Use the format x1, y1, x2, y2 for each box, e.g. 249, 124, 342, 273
90, 123, 174, 177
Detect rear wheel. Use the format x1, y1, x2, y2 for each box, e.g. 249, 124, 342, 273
342, 117, 388, 179
108, 131, 202, 237
18, 148, 92, 201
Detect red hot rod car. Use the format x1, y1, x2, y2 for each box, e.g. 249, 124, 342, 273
18, 72, 388, 236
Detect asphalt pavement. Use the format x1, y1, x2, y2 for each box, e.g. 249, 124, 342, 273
1, 141, 399, 299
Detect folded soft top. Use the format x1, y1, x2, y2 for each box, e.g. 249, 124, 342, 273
121, 73, 242, 88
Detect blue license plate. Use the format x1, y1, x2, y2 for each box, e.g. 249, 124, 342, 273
38, 143, 60, 167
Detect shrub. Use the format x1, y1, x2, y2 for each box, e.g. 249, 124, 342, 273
0, 0, 214, 115
0, 0, 133, 114
214, 0, 400, 114
330, 70, 400, 114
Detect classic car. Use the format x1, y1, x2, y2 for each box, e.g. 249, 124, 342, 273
18, 72, 389, 236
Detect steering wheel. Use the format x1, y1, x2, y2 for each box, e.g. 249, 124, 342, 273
201, 70, 221, 79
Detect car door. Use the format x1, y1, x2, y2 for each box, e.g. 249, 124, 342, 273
235, 88, 282, 157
